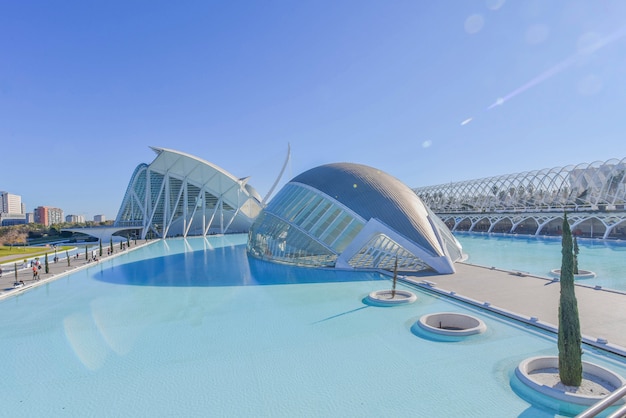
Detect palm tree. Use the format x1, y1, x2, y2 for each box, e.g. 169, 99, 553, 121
558, 212, 583, 386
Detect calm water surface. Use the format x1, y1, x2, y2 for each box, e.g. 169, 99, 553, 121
1, 234, 625, 417
455, 232, 626, 292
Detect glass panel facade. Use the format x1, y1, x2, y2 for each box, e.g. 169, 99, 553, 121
115, 148, 263, 238
247, 212, 337, 267
348, 234, 430, 272
332, 220, 363, 253
248, 183, 369, 267
248, 174, 461, 271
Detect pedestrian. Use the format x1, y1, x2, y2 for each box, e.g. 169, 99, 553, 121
32, 266, 37, 279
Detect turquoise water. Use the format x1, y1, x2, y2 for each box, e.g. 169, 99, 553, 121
455, 232, 626, 292
1, 234, 625, 417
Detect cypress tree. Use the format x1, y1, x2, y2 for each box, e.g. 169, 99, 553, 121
99, 240, 103, 257
85, 245, 88, 261
110, 237, 114, 254
573, 236, 580, 275
66, 250, 70, 267
558, 212, 583, 386
45, 253, 49, 274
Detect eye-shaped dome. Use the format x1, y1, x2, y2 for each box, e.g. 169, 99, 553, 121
247, 163, 462, 274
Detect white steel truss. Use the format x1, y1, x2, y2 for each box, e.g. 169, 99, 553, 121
415, 158, 626, 213
413, 158, 626, 240
115, 147, 263, 239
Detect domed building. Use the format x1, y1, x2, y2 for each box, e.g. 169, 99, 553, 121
247, 163, 462, 274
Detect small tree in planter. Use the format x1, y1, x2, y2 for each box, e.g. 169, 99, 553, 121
558, 212, 582, 386
391, 256, 398, 298
515, 214, 625, 406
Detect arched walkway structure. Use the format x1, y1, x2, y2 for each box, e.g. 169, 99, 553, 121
114, 147, 264, 239
414, 158, 626, 239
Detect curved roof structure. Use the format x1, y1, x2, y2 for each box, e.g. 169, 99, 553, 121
115, 147, 263, 238
414, 158, 626, 213
247, 163, 462, 274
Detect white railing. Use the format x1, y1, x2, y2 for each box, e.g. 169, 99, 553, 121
576, 384, 626, 418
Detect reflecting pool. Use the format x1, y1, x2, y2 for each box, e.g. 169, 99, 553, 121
1, 234, 625, 417
456, 232, 626, 292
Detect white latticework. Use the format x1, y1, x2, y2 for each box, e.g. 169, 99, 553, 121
414, 158, 626, 239
414, 158, 626, 213
115, 147, 263, 239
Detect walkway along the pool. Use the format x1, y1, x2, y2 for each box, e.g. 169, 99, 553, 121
406, 262, 626, 357
0, 239, 156, 301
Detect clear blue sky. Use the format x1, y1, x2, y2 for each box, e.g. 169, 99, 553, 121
2, 1, 626, 220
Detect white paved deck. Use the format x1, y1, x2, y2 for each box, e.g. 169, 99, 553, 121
407, 262, 626, 356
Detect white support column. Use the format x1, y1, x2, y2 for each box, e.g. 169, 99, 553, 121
163, 180, 184, 238
182, 179, 188, 237
185, 187, 202, 237
203, 197, 221, 236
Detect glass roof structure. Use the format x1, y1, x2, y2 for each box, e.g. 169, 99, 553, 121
247, 163, 462, 274
115, 147, 263, 239
414, 158, 626, 213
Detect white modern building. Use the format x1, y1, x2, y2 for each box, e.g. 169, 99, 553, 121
248, 163, 462, 274
93, 214, 106, 222
115, 147, 264, 239
66, 214, 86, 223
0, 191, 23, 214
0, 192, 26, 225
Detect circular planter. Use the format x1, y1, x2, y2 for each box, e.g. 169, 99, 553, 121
549, 269, 596, 279
417, 312, 486, 336
366, 289, 416, 306
515, 356, 626, 406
